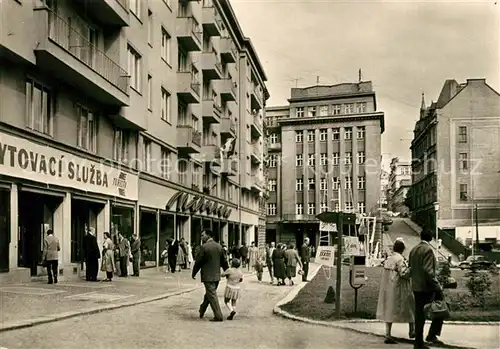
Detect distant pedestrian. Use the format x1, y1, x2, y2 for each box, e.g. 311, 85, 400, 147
42, 229, 60, 284
254, 256, 265, 283
285, 244, 303, 286
101, 232, 115, 282
266, 242, 275, 284
130, 233, 141, 277
186, 242, 193, 269
167, 238, 179, 273
376, 238, 415, 344
409, 230, 445, 349
248, 241, 259, 272
300, 238, 311, 282
83, 227, 100, 281
239, 243, 248, 268
222, 258, 244, 320
192, 229, 229, 322
272, 243, 286, 286
118, 233, 131, 277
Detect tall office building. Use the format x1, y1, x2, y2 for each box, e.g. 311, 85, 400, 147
265, 81, 385, 247
0, 0, 268, 281
410, 79, 500, 233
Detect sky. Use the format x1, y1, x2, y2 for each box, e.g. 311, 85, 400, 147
230, 0, 499, 169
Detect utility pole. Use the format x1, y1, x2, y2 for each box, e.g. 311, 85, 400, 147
475, 204, 480, 253
335, 212, 343, 319
316, 76, 320, 85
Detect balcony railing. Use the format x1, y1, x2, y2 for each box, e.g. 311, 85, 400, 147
191, 82, 200, 96
282, 214, 318, 222
179, 16, 202, 43
231, 81, 237, 95
115, 0, 128, 11
179, 64, 200, 96
214, 103, 222, 114
48, 11, 129, 94
252, 142, 262, 157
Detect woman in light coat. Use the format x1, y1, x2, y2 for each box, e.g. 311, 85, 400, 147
186, 242, 193, 269
376, 238, 415, 344
101, 232, 115, 282
248, 241, 259, 271
284, 244, 303, 286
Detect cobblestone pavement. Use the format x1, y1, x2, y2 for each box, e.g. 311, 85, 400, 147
0, 271, 413, 349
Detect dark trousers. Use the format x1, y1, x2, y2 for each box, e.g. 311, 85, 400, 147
132, 256, 140, 276
302, 262, 309, 281
106, 271, 113, 280
414, 291, 444, 347
168, 256, 177, 273
200, 281, 223, 320
267, 264, 274, 281
119, 257, 128, 277
46, 260, 58, 283
85, 258, 98, 281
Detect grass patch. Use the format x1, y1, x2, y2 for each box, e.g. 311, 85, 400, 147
281, 266, 500, 322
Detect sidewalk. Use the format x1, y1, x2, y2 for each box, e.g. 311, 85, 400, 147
336, 321, 499, 349
0, 267, 252, 332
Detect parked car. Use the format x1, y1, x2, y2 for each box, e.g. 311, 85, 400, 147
458, 255, 495, 270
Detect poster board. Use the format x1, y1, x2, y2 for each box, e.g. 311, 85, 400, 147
343, 236, 360, 256
315, 246, 335, 267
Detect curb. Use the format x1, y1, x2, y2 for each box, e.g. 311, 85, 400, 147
0, 285, 202, 333
272, 264, 491, 349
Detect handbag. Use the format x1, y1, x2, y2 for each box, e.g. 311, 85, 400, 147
424, 295, 450, 320
443, 277, 457, 289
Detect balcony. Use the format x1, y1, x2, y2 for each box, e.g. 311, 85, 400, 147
220, 158, 237, 176
220, 117, 236, 137
177, 126, 201, 154
219, 79, 237, 102
201, 51, 222, 80
202, 99, 222, 124
176, 16, 202, 52
267, 142, 282, 151
251, 177, 265, 193
192, 144, 221, 166
177, 66, 200, 104
282, 214, 319, 223
219, 37, 237, 63
202, 6, 222, 37
251, 84, 263, 110
251, 113, 263, 138
73, 0, 129, 26
34, 8, 129, 106
250, 142, 262, 165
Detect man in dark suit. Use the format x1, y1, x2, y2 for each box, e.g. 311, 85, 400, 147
300, 237, 311, 282
192, 229, 229, 322
409, 229, 444, 349
167, 238, 179, 273
266, 242, 275, 284
83, 227, 100, 281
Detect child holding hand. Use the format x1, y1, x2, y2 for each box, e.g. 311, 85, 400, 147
222, 258, 244, 320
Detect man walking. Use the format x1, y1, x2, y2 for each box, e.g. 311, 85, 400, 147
130, 233, 141, 276
192, 229, 229, 322
300, 237, 311, 282
83, 227, 100, 281
42, 229, 60, 284
239, 242, 248, 269
118, 233, 130, 277
266, 242, 275, 284
409, 230, 445, 349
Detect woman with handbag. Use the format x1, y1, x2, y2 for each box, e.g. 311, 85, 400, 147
376, 238, 415, 344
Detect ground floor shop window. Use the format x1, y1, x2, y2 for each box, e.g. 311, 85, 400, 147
212, 220, 220, 243
111, 205, 135, 242
191, 217, 202, 247
71, 200, 102, 264
0, 189, 10, 273
159, 213, 174, 263
140, 210, 157, 268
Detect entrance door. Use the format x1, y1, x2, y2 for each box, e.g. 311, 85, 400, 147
71, 200, 101, 267
0, 189, 10, 273
18, 192, 59, 276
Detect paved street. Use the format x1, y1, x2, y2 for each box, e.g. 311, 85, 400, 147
0, 271, 412, 349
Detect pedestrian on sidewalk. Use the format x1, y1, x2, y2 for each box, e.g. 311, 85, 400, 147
376, 238, 415, 344
130, 233, 141, 277
83, 227, 100, 281
176, 240, 186, 272
239, 243, 248, 269
266, 242, 275, 284
167, 238, 179, 273
42, 229, 60, 284
118, 233, 131, 277
272, 243, 286, 286
192, 229, 229, 322
284, 243, 303, 286
409, 230, 445, 349
300, 238, 311, 282
161, 243, 169, 274
186, 241, 193, 269
222, 258, 244, 320
101, 232, 116, 282
248, 241, 259, 272
254, 256, 264, 283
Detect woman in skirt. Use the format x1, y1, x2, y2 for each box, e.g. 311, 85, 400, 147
222, 258, 244, 320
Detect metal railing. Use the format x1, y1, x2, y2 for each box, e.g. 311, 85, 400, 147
253, 113, 263, 132
47, 11, 129, 94
115, 0, 128, 11
251, 142, 262, 157
191, 82, 200, 96
177, 125, 201, 147
192, 130, 202, 146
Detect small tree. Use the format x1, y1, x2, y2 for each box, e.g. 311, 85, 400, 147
437, 262, 451, 286
465, 267, 493, 308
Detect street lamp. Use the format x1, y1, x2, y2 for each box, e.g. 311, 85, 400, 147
433, 202, 439, 243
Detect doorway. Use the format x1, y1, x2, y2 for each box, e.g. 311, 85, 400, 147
139, 210, 157, 268
0, 188, 10, 273
71, 199, 103, 266
18, 191, 62, 276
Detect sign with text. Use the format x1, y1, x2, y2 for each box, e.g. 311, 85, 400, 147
343, 236, 361, 256
0, 132, 138, 200
320, 222, 337, 232
315, 246, 335, 267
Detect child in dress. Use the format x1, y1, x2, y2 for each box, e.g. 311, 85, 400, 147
222, 258, 244, 320
255, 256, 264, 283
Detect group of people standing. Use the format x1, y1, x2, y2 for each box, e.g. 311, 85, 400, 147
265, 238, 311, 286
161, 238, 194, 273
376, 230, 447, 349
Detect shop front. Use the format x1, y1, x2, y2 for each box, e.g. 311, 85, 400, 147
0, 130, 139, 279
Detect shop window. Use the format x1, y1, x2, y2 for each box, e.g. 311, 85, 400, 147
111, 205, 135, 242
159, 213, 174, 249
0, 189, 10, 273
140, 211, 157, 268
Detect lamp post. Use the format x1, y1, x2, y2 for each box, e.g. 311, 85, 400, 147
433, 202, 439, 243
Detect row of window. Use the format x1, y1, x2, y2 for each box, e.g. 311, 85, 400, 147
295, 102, 367, 118
266, 152, 366, 167
288, 127, 365, 144
267, 176, 366, 191
266, 202, 366, 216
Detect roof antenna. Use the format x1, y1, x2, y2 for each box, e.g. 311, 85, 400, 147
316, 76, 320, 86
358, 69, 362, 83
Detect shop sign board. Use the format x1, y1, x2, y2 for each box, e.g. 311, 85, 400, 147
315, 246, 335, 267
0, 132, 139, 200
165, 190, 232, 219
343, 236, 360, 256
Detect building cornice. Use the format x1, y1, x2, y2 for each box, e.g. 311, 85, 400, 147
287, 91, 375, 103
277, 112, 385, 133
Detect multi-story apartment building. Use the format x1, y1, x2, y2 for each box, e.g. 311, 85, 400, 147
387, 157, 411, 214
410, 79, 500, 233
265, 81, 385, 247
0, 0, 268, 280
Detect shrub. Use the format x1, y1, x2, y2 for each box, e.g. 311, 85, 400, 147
437, 262, 451, 286
465, 269, 493, 308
